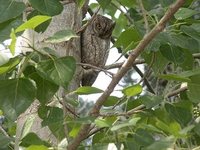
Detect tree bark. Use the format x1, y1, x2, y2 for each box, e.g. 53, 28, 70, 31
15, 1, 83, 148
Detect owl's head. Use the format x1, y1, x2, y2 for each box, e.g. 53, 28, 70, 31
92, 15, 115, 39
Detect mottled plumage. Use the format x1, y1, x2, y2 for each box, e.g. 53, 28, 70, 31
81, 15, 115, 86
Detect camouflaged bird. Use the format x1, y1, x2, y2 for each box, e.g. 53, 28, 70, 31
81, 14, 115, 86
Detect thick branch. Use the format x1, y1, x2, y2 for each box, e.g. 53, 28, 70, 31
91, 0, 185, 115
67, 1, 185, 149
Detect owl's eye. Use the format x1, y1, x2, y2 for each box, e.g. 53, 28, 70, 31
96, 23, 101, 29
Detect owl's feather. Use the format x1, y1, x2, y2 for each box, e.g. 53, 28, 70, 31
81, 15, 115, 86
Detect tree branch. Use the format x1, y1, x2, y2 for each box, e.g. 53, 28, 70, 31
133, 65, 155, 94
67, 1, 185, 149
104, 59, 145, 70
166, 86, 188, 98
77, 62, 114, 76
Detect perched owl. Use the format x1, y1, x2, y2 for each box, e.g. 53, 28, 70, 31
81, 15, 115, 86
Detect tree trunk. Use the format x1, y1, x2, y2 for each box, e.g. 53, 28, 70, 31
15, 1, 83, 148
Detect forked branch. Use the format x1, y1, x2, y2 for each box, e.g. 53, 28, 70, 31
67, 0, 185, 149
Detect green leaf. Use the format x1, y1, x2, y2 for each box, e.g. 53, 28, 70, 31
77, 0, 87, 9
95, 117, 117, 128
66, 99, 79, 107
40, 106, 63, 126
112, 14, 128, 37
126, 99, 142, 111
21, 114, 37, 138
0, 0, 25, 23
122, 84, 142, 97
0, 78, 36, 120
114, 27, 141, 51
181, 25, 200, 42
179, 125, 194, 137
9, 28, 16, 55
45, 29, 78, 43
39, 106, 65, 140
180, 69, 200, 78
179, 49, 194, 70
32, 73, 59, 104
0, 133, 12, 148
146, 39, 161, 52
95, 118, 112, 128
27, 10, 51, 33
145, 136, 175, 150
0, 17, 23, 42
20, 132, 50, 147
139, 95, 163, 109
174, 7, 198, 20
0, 56, 21, 75
194, 123, 200, 136
187, 83, 200, 103
91, 144, 109, 150
103, 96, 120, 107
69, 124, 81, 138
28, 0, 63, 16
191, 23, 200, 33
156, 120, 172, 134
27, 145, 48, 150
160, 44, 185, 64
143, 51, 169, 74
111, 117, 140, 131
36, 56, 76, 88
26, 67, 59, 104
67, 116, 96, 124
165, 103, 192, 126
125, 129, 155, 149
97, 0, 111, 9
158, 74, 191, 82
170, 34, 199, 51
92, 132, 109, 144
75, 86, 103, 95
117, 0, 136, 8
15, 15, 51, 33
187, 75, 200, 103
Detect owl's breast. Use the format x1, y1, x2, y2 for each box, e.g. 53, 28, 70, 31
81, 32, 110, 67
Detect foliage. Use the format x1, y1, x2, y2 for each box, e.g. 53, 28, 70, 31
0, 0, 200, 149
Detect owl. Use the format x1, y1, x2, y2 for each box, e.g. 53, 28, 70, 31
81, 15, 115, 86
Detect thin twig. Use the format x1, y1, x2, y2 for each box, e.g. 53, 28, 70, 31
59, 100, 79, 118
86, 127, 105, 139
0, 125, 9, 137
67, 1, 185, 149
104, 59, 145, 70
166, 86, 188, 98
76, 7, 100, 34
111, 2, 134, 24
138, 0, 149, 33
133, 65, 155, 94
77, 62, 114, 77
138, 52, 156, 84
99, 109, 143, 117
193, 53, 200, 59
